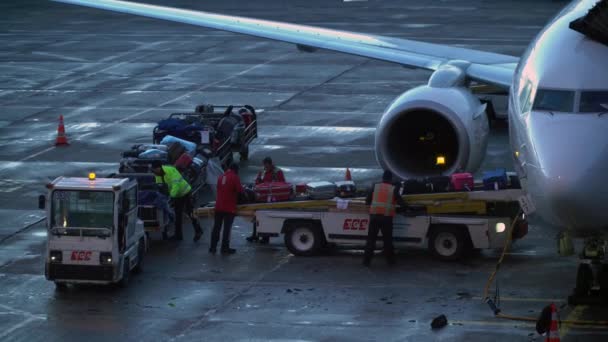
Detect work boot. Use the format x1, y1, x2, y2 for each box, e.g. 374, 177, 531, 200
246, 235, 258, 243
221, 248, 236, 255
208, 247, 216, 254
193, 230, 203, 242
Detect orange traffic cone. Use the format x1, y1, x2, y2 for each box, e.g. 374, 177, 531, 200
345, 168, 352, 181
546, 303, 560, 342
55, 115, 69, 146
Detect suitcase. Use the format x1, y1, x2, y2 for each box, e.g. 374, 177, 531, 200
335, 180, 356, 198
175, 153, 193, 170
507, 171, 521, 189
402, 179, 428, 194
254, 182, 293, 202
450, 173, 474, 191
482, 168, 508, 190
425, 176, 451, 193
167, 142, 186, 164
295, 183, 307, 194
306, 181, 337, 200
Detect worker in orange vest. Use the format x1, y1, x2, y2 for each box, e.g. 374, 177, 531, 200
363, 170, 406, 267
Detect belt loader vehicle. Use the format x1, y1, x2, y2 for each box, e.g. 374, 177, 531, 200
197, 189, 528, 261
40, 174, 147, 289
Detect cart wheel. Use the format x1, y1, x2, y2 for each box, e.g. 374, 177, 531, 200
240, 145, 249, 161
133, 239, 145, 274
575, 263, 594, 296
284, 222, 323, 256
55, 282, 68, 291
118, 258, 130, 288
428, 225, 470, 261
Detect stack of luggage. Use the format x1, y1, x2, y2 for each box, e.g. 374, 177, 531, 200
119, 135, 208, 191
401, 168, 521, 195
152, 105, 252, 151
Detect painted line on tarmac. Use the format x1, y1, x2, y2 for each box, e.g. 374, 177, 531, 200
171, 253, 292, 341
452, 318, 608, 331
0, 52, 291, 174
0, 217, 45, 245
560, 305, 587, 338
0, 304, 46, 340
471, 296, 564, 303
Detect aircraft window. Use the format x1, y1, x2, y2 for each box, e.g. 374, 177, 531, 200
579, 91, 608, 113
532, 89, 574, 112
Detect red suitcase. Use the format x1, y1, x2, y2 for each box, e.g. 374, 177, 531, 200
174, 153, 193, 170
254, 182, 293, 202
450, 173, 474, 191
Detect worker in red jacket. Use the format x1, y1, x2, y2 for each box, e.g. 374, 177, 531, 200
211, 163, 243, 255
255, 156, 286, 184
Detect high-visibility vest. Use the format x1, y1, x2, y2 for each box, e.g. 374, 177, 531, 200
155, 165, 191, 198
369, 183, 396, 216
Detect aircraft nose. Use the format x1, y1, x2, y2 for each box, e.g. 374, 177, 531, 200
528, 114, 608, 228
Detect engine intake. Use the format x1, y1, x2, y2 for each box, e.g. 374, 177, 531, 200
375, 84, 489, 180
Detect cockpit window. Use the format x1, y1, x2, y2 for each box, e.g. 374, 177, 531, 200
579, 91, 608, 113
532, 89, 575, 112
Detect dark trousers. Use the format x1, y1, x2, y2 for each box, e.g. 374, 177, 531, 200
211, 211, 235, 250
363, 214, 395, 264
173, 192, 202, 239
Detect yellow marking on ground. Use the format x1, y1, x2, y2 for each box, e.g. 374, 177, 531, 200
452, 318, 608, 331
472, 296, 564, 303
560, 305, 588, 338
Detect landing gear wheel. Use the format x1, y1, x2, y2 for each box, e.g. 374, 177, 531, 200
284, 223, 323, 256
133, 239, 145, 274
574, 263, 594, 296
118, 258, 130, 288
428, 226, 469, 261
55, 282, 67, 291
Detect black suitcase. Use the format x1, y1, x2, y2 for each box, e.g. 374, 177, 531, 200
425, 176, 451, 193
402, 179, 428, 194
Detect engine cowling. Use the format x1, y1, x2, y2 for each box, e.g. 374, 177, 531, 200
375, 77, 489, 180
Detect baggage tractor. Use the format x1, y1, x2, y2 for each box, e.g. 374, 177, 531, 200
167, 142, 186, 164
483, 168, 508, 190
402, 179, 428, 194
307, 181, 337, 200
335, 180, 356, 198
425, 176, 451, 193
254, 182, 293, 202
450, 173, 474, 191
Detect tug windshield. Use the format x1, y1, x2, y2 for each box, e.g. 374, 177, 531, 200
51, 190, 114, 236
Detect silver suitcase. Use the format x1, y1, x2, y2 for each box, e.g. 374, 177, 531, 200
334, 180, 356, 198
306, 181, 337, 200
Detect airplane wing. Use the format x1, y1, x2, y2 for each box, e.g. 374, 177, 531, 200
53, 0, 518, 88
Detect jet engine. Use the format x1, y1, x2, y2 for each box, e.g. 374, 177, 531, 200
375, 64, 490, 179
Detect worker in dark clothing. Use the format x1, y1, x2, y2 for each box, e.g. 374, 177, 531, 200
151, 161, 203, 242
255, 156, 286, 184
363, 170, 406, 267
211, 163, 243, 255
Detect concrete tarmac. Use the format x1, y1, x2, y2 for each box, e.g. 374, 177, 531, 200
1, 0, 607, 340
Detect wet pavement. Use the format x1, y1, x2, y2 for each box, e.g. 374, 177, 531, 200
1, 0, 607, 340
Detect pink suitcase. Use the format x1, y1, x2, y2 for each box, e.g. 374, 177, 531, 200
450, 173, 474, 191
254, 182, 293, 202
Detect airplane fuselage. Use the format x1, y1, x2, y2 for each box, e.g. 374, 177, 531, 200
509, 0, 608, 231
